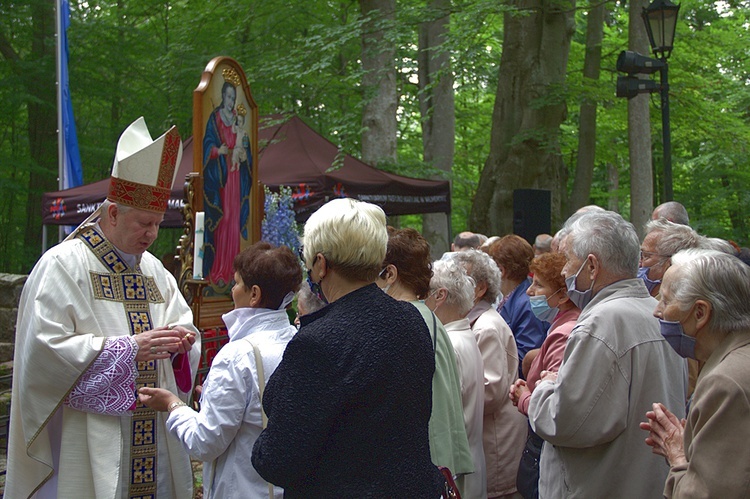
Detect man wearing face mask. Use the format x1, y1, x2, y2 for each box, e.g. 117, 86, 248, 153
638, 219, 702, 298
527, 210, 687, 498
639, 219, 706, 399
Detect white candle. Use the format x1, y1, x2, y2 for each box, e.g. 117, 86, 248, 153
193, 211, 205, 280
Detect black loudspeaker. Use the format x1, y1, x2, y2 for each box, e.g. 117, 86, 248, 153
513, 189, 551, 245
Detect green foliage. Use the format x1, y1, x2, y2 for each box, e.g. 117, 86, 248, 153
1, 0, 749, 274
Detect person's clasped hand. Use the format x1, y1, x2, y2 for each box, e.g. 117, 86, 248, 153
509, 379, 529, 407
537, 370, 558, 385
639, 402, 688, 467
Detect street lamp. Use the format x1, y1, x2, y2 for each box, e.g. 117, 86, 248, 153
615, 0, 680, 201
642, 0, 681, 58
643, 0, 680, 201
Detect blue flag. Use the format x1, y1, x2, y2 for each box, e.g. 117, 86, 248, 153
60, 0, 82, 189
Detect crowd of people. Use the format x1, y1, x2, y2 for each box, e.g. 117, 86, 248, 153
5, 115, 749, 499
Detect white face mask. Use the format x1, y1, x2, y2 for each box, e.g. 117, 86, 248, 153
378, 266, 392, 295
426, 289, 441, 314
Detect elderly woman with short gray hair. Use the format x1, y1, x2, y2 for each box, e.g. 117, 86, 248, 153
427, 259, 487, 499
451, 250, 527, 499
251, 198, 444, 498
641, 249, 750, 498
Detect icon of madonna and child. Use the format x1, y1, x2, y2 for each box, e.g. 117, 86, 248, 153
202, 75, 252, 291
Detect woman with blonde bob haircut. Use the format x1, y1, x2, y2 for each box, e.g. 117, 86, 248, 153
641, 249, 750, 498
252, 198, 445, 498
301, 198, 387, 285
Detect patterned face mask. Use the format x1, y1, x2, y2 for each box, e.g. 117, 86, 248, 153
306, 267, 328, 305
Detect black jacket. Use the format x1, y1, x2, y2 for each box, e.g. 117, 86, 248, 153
252, 284, 445, 498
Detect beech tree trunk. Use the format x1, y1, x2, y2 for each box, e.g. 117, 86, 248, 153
470, 0, 576, 236
418, 0, 453, 258
360, 0, 397, 168
569, 0, 607, 214
628, 0, 654, 237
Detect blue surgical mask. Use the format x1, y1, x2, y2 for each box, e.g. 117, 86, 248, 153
306, 268, 328, 305
637, 266, 662, 293
659, 319, 697, 359
565, 258, 595, 310
529, 294, 559, 323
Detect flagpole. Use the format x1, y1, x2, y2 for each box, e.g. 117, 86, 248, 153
56, 0, 65, 244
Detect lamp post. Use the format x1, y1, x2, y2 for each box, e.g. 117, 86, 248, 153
616, 0, 680, 202
642, 0, 680, 202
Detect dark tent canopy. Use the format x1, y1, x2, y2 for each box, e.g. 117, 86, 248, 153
42, 114, 451, 227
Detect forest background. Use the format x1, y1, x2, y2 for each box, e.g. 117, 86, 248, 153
0, 0, 748, 274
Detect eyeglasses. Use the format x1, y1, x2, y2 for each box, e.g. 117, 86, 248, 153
640, 250, 670, 261
378, 267, 388, 279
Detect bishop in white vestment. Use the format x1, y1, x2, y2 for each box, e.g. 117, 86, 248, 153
6, 118, 201, 498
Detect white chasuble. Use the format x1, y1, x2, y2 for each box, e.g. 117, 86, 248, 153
6, 225, 200, 498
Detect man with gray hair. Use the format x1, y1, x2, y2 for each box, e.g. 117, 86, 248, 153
652, 201, 690, 225
533, 234, 553, 256
639, 219, 702, 297
528, 210, 686, 498
6, 118, 200, 498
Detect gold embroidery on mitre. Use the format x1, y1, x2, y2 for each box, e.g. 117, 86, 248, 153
108, 177, 171, 213
156, 127, 180, 190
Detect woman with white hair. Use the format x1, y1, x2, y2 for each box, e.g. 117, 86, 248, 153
451, 250, 527, 499
251, 198, 445, 497
641, 249, 750, 498
427, 259, 487, 499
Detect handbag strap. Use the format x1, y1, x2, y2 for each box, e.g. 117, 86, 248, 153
439, 466, 462, 499
247, 340, 274, 499
250, 341, 268, 428
430, 311, 438, 352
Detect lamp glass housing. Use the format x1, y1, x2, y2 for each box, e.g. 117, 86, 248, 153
642, 0, 680, 58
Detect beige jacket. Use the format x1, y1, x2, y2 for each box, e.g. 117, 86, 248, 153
665, 329, 750, 498
529, 279, 687, 498
470, 302, 527, 497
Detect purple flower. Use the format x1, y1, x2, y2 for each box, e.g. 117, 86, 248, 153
261, 185, 301, 257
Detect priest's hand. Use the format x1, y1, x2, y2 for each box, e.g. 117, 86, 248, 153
169, 325, 197, 355
134, 327, 184, 362
138, 386, 181, 413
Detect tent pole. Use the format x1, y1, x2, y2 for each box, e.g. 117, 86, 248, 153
42, 225, 48, 253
